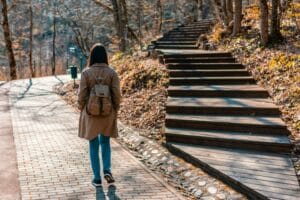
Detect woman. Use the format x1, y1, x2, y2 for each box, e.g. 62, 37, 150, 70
78, 44, 121, 187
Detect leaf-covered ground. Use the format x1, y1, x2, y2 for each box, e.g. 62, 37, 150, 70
209, 4, 300, 142
111, 53, 168, 140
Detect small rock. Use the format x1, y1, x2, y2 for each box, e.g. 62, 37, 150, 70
184, 171, 192, 177
167, 166, 174, 173
194, 189, 203, 198
208, 186, 218, 194
201, 197, 215, 200
151, 149, 158, 154
189, 176, 198, 181
229, 194, 244, 200
167, 160, 174, 165
142, 151, 148, 156
181, 182, 189, 188
176, 167, 185, 174
188, 185, 196, 192
161, 156, 168, 162
198, 181, 207, 187
216, 193, 226, 199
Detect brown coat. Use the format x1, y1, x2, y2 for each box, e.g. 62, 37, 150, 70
78, 63, 121, 140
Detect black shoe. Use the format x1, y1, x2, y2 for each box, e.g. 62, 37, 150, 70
92, 179, 102, 187
104, 172, 115, 184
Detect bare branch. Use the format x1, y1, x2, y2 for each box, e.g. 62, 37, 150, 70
93, 0, 113, 13
7, 0, 27, 11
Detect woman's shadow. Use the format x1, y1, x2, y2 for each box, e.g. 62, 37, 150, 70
96, 185, 121, 200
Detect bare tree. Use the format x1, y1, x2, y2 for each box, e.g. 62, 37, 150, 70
29, 0, 35, 77
93, 0, 128, 51
270, 0, 283, 41
221, 0, 229, 25
193, 0, 203, 21
137, 0, 143, 48
1, 0, 17, 80
173, 0, 178, 23
259, 0, 269, 46
156, 0, 163, 33
232, 0, 242, 36
226, 0, 233, 23
52, 10, 56, 75
212, 0, 223, 23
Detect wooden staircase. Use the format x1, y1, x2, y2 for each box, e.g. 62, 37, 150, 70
151, 20, 300, 199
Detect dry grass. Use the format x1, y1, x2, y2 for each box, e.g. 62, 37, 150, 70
209, 23, 226, 43
244, 5, 260, 21
0, 67, 8, 81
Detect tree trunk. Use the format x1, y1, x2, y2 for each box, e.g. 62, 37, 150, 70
270, 0, 283, 41
39, 41, 42, 76
226, 0, 233, 22
212, 0, 223, 23
259, 0, 269, 46
221, 0, 229, 25
29, 0, 35, 78
1, 0, 17, 80
110, 0, 127, 51
202, 0, 214, 19
137, 0, 143, 48
193, 0, 203, 21
232, 0, 242, 36
173, 0, 178, 24
156, 0, 162, 34
52, 14, 56, 75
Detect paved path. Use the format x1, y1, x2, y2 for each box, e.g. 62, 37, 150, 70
1, 76, 184, 200
0, 83, 21, 200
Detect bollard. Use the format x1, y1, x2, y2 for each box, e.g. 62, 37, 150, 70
70, 65, 77, 88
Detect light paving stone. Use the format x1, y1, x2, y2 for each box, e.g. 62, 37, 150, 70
7, 76, 185, 200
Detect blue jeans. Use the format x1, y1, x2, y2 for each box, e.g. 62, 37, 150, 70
89, 134, 111, 181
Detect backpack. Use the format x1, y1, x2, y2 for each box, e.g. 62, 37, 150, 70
86, 75, 112, 116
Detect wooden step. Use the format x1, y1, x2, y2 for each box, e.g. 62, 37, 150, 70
181, 26, 210, 29
166, 97, 281, 116
167, 63, 245, 70
169, 69, 249, 77
166, 31, 206, 35
165, 142, 300, 200
176, 27, 210, 31
164, 57, 236, 63
163, 52, 232, 58
158, 38, 199, 41
167, 29, 207, 33
165, 114, 289, 135
169, 76, 256, 85
165, 128, 291, 153
161, 36, 200, 40
153, 21, 299, 199
167, 85, 269, 98
163, 33, 202, 38
155, 45, 199, 50
153, 41, 197, 45
163, 33, 201, 37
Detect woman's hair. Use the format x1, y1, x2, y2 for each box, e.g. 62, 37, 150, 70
88, 43, 108, 66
